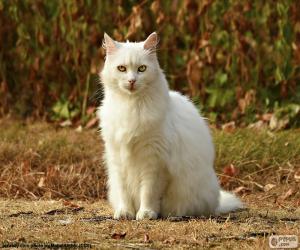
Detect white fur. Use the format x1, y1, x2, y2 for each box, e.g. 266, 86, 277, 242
97, 33, 242, 220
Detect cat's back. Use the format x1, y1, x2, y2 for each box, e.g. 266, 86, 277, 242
167, 90, 214, 162
168, 90, 208, 131
169, 91, 199, 118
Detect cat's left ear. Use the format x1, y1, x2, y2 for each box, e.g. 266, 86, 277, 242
144, 32, 159, 51
103, 33, 118, 55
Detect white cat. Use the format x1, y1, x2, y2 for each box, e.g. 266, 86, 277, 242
97, 32, 242, 220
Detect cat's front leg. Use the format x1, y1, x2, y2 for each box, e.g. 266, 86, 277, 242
136, 165, 165, 220
114, 206, 135, 220
113, 188, 135, 220
108, 170, 135, 220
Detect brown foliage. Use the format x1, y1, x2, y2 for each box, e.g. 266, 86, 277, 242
0, 1, 299, 126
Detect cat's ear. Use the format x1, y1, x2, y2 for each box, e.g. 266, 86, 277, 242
144, 32, 159, 51
103, 33, 118, 55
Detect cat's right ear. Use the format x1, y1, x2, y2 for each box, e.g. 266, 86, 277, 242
144, 32, 159, 52
103, 33, 117, 55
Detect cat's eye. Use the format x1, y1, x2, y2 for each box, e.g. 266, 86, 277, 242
117, 65, 126, 72
138, 65, 147, 72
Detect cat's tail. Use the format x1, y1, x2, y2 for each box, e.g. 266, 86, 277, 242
215, 190, 243, 214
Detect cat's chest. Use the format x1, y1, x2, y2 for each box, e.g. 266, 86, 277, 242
100, 98, 158, 141
100, 103, 141, 143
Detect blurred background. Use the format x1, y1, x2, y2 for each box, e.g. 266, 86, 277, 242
0, 0, 299, 129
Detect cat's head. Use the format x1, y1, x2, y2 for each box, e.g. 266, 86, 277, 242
101, 32, 160, 95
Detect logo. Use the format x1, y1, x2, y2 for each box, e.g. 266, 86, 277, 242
269, 235, 298, 249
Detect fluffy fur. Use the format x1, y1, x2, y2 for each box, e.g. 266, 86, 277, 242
97, 32, 242, 220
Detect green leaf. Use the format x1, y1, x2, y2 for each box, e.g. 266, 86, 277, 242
283, 22, 293, 43
275, 67, 284, 84
215, 71, 228, 86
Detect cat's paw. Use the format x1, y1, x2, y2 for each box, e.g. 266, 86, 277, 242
114, 208, 135, 220
136, 209, 158, 220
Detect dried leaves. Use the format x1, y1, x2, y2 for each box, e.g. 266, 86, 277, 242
221, 121, 236, 133
111, 232, 126, 240
263, 184, 276, 192
1, 1, 299, 127
278, 188, 295, 201
294, 170, 300, 182
220, 164, 239, 187
186, 55, 204, 97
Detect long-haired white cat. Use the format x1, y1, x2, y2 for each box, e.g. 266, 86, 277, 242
97, 32, 242, 220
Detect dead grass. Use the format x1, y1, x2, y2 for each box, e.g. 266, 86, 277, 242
0, 199, 299, 249
0, 118, 106, 200
0, 118, 299, 201
0, 118, 299, 248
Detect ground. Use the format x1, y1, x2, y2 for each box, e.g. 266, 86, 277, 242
0, 118, 299, 249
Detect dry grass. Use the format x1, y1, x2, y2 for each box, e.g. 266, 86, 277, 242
0, 118, 299, 248
0, 199, 299, 249
0, 118, 299, 201
0, 118, 106, 200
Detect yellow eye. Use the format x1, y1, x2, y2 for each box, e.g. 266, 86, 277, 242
138, 65, 147, 72
117, 65, 126, 72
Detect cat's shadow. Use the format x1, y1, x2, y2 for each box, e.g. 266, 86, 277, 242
80, 208, 248, 223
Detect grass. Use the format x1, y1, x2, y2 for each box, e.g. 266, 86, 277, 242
215, 128, 300, 173
0, 118, 299, 249
0, 199, 299, 249
0, 118, 299, 200
0, 118, 106, 199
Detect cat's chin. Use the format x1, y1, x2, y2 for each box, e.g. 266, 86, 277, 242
119, 87, 141, 95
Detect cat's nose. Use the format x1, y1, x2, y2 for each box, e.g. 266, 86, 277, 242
128, 79, 136, 84
128, 79, 136, 91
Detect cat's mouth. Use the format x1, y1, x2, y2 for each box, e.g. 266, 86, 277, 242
129, 82, 135, 91
122, 83, 138, 94
125, 86, 136, 92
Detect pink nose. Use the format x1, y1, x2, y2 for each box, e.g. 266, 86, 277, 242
128, 79, 136, 84
128, 79, 136, 91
